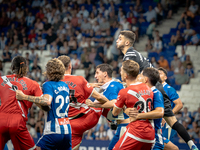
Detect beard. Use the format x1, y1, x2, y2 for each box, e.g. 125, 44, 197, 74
117, 44, 125, 51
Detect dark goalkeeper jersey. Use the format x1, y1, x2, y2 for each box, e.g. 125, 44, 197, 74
123, 47, 152, 72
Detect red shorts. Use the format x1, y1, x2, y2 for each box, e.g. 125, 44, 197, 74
69, 108, 102, 149
0, 113, 36, 150
113, 125, 154, 150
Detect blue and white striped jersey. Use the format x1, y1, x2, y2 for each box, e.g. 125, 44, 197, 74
42, 81, 71, 135
152, 86, 164, 150
101, 80, 128, 121
163, 82, 179, 109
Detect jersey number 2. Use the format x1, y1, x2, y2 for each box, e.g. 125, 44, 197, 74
134, 98, 153, 113
55, 95, 69, 117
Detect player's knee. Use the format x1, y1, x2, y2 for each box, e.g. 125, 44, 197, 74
36, 146, 41, 150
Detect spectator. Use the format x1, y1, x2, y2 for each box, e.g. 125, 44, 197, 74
179, 47, 187, 63
0, 32, 7, 50
50, 41, 59, 58
63, 13, 72, 23
155, 3, 164, 23
45, 28, 57, 44
183, 55, 193, 69
36, 8, 44, 20
188, 122, 199, 139
187, 30, 200, 46
56, 25, 66, 39
184, 63, 194, 78
99, 18, 110, 32
29, 38, 37, 49
135, 0, 143, 14
158, 56, 170, 70
153, 36, 163, 53
6, 7, 15, 20
143, 5, 157, 22
94, 43, 104, 66
59, 40, 69, 55
68, 36, 77, 53
150, 57, 159, 68
19, 36, 29, 50
170, 54, 182, 74
11, 47, 21, 59
175, 67, 189, 85
145, 39, 153, 52
10, 35, 21, 50
37, 36, 46, 50
29, 49, 38, 63
0, 12, 10, 28
82, 54, 92, 81
32, 0, 41, 8
194, 107, 200, 127
0, 60, 3, 76
26, 12, 35, 27
15, 7, 24, 20
89, 47, 96, 65
43, 17, 51, 31
28, 29, 36, 41
169, 30, 184, 46
81, 18, 92, 32
146, 19, 156, 40
71, 53, 80, 70
78, 37, 88, 52
71, 13, 79, 27
34, 19, 43, 33
78, 5, 89, 18
2, 46, 11, 62
183, 23, 193, 41
189, 0, 199, 14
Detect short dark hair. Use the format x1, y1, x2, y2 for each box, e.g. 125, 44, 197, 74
58, 55, 71, 69
158, 67, 168, 76
11, 56, 27, 78
96, 64, 113, 78
122, 60, 139, 78
120, 30, 136, 46
143, 67, 160, 86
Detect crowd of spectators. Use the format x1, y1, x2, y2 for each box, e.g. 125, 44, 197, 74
0, 0, 200, 144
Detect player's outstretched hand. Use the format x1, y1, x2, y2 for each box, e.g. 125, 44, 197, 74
129, 108, 138, 122
16, 90, 26, 100
89, 83, 104, 88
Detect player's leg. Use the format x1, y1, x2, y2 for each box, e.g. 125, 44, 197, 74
70, 109, 102, 150
58, 134, 72, 150
0, 115, 10, 150
108, 123, 128, 150
9, 115, 36, 150
164, 116, 198, 150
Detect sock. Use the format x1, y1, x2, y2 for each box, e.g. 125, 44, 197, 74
187, 140, 196, 149
172, 121, 194, 148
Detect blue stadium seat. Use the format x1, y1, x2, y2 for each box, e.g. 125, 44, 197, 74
171, 84, 181, 91
169, 28, 177, 35
139, 22, 149, 35
167, 71, 174, 77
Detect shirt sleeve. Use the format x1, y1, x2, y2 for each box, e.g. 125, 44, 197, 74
114, 89, 126, 109
153, 91, 164, 109
32, 81, 43, 97
168, 86, 179, 102
42, 82, 54, 97
81, 76, 94, 99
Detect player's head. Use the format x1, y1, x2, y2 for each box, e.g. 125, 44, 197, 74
141, 67, 160, 86
44, 58, 65, 81
116, 30, 136, 52
121, 60, 139, 82
158, 67, 167, 83
57, 55, 72, 72
95, 64, 113, 83
11, 56, 27, 78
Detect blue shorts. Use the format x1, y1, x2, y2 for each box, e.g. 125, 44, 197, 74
162, 123, 177, 143
152, 142, 164, 150
37, 134, 72, 150
108, 123, 128, 150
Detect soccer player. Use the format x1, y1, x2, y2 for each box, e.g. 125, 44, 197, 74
57, 55, 109, 150
86, 63, 126, 150
158, 67, 183, 150
112, 60, 155, 150
0, 56, 43, 150
116, 30, 198, 150
16, 58, 72, 150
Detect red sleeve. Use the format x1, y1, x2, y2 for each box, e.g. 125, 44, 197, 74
114, 89, 126, 109
32, 81, 43, 96
80, 76, 94, 99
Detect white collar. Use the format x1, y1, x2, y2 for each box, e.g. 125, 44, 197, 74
163, 82, 167, 86
151, 86, 156, 91
100, 79, 114, 90
130, 82, 142, 86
